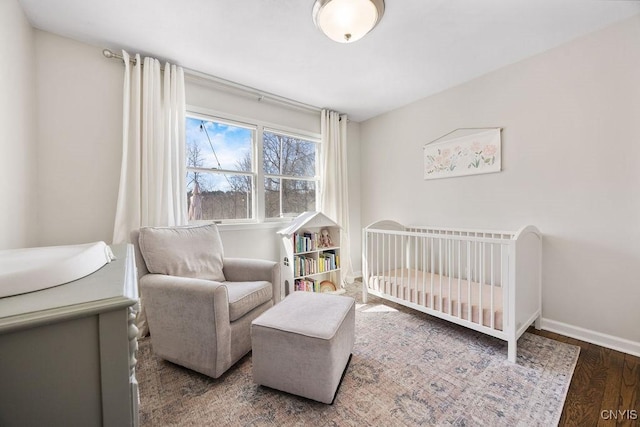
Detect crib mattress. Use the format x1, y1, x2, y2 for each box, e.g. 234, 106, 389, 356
368, 268, 504, 330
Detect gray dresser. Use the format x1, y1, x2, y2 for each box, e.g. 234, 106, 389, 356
0, 244, 139, 427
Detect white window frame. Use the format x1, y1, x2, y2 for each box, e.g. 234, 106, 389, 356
186, 106, 321, 225
186, 110, 257, 224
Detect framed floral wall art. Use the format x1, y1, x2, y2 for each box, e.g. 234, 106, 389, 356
423, 128, 502, 180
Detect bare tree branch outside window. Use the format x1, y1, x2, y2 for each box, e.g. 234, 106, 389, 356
264, 131, 316, 218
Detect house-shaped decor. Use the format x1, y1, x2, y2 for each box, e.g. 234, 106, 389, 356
277, 211, 343, 297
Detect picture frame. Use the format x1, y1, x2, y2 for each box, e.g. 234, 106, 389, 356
423, 128, 502, 180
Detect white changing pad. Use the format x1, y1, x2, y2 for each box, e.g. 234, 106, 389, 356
0, 241, 114, 298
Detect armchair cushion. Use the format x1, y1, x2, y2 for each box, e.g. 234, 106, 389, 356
226, 281, 273, 322
138, 224, 225, 282
223, 258, 281, 304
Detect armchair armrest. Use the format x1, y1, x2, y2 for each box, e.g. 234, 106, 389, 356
139, 274, 232, 378
223, 258, 281, 303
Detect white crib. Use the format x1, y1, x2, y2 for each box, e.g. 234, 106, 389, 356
362, 220, 542, 362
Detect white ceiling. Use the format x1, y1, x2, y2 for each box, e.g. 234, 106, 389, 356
18, 0, 640, 122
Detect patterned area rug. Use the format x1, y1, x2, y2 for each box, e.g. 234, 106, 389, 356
137, 290, 579, 426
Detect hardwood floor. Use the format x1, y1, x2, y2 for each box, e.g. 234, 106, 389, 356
528, 328, 639, 427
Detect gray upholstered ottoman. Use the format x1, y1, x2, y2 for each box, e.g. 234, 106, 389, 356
251, 291, 355, 404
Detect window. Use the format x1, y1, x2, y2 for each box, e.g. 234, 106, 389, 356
264, 130, 317, 218
186, 111, 319, 223
186, 115, 255, 221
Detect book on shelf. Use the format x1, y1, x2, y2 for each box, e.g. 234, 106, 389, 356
294, 278, 319, 292
294, 231, 319, 253
318, 250, 339, 272
293, 255, 318, 277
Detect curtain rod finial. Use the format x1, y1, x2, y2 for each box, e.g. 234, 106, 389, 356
102, 48, 115, 59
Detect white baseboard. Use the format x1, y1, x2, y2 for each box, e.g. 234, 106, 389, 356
541, 318, 640, 358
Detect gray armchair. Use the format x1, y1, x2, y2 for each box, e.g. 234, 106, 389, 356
131, 224, 280, 379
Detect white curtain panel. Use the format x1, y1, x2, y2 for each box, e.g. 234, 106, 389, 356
320, 109, 354, 284
112, 51, 187, 244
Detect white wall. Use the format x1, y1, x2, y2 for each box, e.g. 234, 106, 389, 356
35, 31, 123, 246
0, 0, 37, 249
360, 15, 640, 346
186, 77, 320, 134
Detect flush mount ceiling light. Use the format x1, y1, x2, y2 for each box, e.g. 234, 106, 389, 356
312, 0, 385, 43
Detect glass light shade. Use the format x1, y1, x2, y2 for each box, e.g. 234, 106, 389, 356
313, 0, 384, 43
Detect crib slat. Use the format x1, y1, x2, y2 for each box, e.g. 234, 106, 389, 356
373, 232, 376, 291
394, 234, 398, 298
490, 244, 495, 329
379, 232, 382, 293
467, 240, 472, 322
420, 237, 427, 306
404, 235, 409, 301
383, 232, 387, 292
377, 232, 381, 291
477, 240, 480, 284
438, 238, 443, 312
411, 236, 419, 304
364, 230, 369, 296
372, 232, 376, 290
448, 238, 452, 315
457, 239, 461, 320
430, 238, 434, 309
479, 241, 484, 326
409, 234, 412, 302
386, 233, 390, 293
501, 244, 508, 330
401, 235, 405, 298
